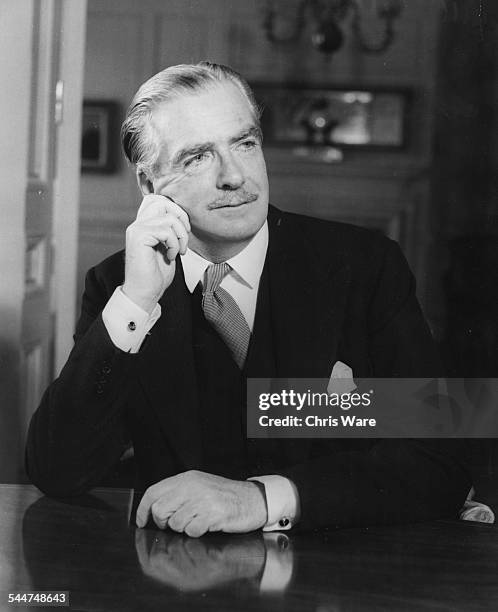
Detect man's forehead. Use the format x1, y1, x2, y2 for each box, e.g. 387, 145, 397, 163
150, 83, 258, 158
152, 83, 254, 131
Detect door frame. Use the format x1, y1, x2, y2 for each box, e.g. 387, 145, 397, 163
52, 0, 88, 374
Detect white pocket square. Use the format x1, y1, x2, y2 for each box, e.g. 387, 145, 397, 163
327, 360, 357, 395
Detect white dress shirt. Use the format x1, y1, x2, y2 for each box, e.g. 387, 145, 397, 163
102, 221, 299, 531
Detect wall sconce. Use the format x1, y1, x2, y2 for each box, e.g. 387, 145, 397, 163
262, 0, 403, 55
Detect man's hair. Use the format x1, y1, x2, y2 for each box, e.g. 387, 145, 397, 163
121, 61, 262, 178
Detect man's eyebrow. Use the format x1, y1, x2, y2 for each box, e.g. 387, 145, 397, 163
172, 142, 214, 167
229, 126, 262, 145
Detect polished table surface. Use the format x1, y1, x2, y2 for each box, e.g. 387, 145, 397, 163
0, 484, 497, 611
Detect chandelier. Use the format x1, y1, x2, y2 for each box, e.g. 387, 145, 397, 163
262, 0, 404, 55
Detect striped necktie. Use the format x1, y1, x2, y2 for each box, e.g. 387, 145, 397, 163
201, 262, 251, 369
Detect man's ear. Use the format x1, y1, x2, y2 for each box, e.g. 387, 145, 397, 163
136, 170, 154, 195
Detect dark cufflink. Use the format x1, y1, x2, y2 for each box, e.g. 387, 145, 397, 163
127, 321, 136, 331
278, 517, 290, 528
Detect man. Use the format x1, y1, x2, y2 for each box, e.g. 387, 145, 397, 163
26, 62, 471, 537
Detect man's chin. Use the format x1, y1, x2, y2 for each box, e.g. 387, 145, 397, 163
211, 203, 266, 229
211, 227, 262, 244
194, 220, 265, 247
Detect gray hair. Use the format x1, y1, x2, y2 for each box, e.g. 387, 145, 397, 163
121, 61, 262, 177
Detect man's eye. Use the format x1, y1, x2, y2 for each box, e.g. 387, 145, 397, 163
184, 152, 209, 168
239, 139, 257, 150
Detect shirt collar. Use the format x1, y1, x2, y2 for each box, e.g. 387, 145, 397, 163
181, 221, 269, 293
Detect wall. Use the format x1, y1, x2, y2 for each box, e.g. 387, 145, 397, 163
428, 2, 498, 495
432, 4, 498, 356
79, 0, 442, 316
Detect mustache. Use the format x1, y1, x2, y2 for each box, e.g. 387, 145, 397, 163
208, 190, 258, 209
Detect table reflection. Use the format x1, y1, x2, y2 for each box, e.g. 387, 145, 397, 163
135, 529, 293, 593
20, 491, 296, 611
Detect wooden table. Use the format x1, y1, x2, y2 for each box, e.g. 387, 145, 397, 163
0, 484, 496, 611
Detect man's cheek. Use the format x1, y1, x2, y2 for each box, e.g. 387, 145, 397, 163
155, 181, 192, 211
166, 174, 213, 207
155, 172, 188, 198
245, 156, 269, 192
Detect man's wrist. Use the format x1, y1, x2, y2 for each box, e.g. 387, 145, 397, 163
248, 475, 300, 531
249, 480, 269, 527
102, 287, 161, 353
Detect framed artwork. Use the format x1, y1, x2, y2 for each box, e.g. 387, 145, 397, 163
252, 84, 410, 150
81, 101, 119, 172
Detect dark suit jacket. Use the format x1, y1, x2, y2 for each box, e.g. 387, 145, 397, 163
26, 206, 471, 529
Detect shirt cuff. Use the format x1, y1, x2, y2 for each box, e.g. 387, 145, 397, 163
248, 475, 300, 532
102, 286, 161, 353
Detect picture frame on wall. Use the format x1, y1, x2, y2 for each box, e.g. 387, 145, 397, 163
81, 100, 119, 173
251, 84, 411, 150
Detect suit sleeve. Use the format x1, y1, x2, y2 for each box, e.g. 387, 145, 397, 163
281, 239, 472, 529
25, 264, 137, 497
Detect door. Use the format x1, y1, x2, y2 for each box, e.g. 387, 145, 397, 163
22, 0, 62, 444
0, 0, 86, 482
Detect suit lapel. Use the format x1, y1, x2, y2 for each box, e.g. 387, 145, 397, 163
137, 260, 203, 469
267, 207, 352, 379
264, 208, 352, 466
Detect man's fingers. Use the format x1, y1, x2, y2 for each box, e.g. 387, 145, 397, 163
160, 232, 180, 262
163, 196, 191, 233
151, 499, 176, 530
131, 222, 186, 260
184, 517, 210, 538
164, 214, 189, 254
136, 482, 168, 528
167, 505, 198, 534
136, 476, 184, 528
130, 215, 189, 256
136, 491, 153, 528
137, 194, 191, 232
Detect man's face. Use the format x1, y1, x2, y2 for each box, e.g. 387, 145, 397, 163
147, 82, 269, 253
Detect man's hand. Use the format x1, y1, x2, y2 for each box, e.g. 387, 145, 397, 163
136, 470, 268, 537
122, 194, 191, 313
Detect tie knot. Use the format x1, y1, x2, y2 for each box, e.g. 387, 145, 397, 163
203, 262, 230, 294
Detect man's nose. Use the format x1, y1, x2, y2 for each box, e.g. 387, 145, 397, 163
216, 151, 245, 190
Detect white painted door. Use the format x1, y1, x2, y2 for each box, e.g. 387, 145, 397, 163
0, 0, 86, 481
22, 0, 63, 437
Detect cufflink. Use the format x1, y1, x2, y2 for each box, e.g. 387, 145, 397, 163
278, 517, 290, 528
127, 321, 136, 331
